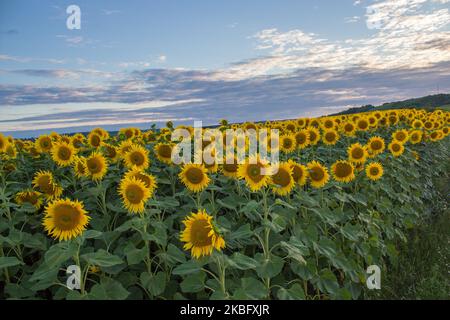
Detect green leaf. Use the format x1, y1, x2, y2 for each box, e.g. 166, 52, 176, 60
277, 283, 305, 300
229, 252, 258, 270
126, 246, 146, 265
83, 230, 103, 239
45, 242, 77, 268
255, 254, 284, 279
234, 278, 267, 299
89, 278, 130, 300
0, 256, 24, 269
141, 271, 166, 296
81, 249, 124, 267
180, 272, 206, 293
172, 260, 203, 275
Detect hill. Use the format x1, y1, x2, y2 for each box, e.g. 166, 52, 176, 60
334, 93, 450, 115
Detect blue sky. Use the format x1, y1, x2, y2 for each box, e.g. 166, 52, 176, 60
1, 0, 450, 137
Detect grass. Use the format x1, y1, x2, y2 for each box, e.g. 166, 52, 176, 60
369, 160, 450, 300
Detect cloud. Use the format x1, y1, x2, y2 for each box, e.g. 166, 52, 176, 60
345, 16, 361, 23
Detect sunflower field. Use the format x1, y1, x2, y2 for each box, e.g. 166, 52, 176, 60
0, 108, 449, 300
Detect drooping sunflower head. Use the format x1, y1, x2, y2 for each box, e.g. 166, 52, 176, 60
392, 129, 409, 143
124, 144, 149, 170
15, 189, 43, 209
280, 134, 296, 153
348, 143, 368, 164
289, 160, 308, 186
85, 152, 108, 181
294, 130, 310, 149
179, 163, 210, 193
365, 162, 384, 181
307, 160, 330, 188
180, 210, 225, 259
237, 155, 271, 192
307, 127, 321, 145
331, 160, 355, 183
322, 129, 339, 146
154, 143, 174, 164
388, 141, 405, 157
118, 177, 151, 214
101, 143, 119, 162
51, 142, 76, 167
35, 135, 53, 153
32, 170, 63, 199
73, 157, 88, 178
270, 162, 295, 196
43, 198, 90, 241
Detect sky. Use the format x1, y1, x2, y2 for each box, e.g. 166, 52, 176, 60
1, 0, 450, 138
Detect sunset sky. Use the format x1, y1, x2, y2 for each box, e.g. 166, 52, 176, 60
1, 0, 450, 137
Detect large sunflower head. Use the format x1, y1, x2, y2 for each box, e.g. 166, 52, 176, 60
124, 144, 149, 170
86, 152, 108, 181
365, 162, 384, 181
294, 130, 310, 149
35, 135, 53, 153
280, 134, 296, 153
15, 189, 43, 209
118, 177, 152, 214
367, 136, 385, 156
51, 142, 76, 167
179, 163, 210, 193
270, 162, 295, 196
307, 160, 330, 188
392, 129, 409, 143
154, 143, 173, 164
388, 141, 405, 157
348, 143, 368, 164
322, 129, 339, 146
237, 155, 271, 192
180, 210, 225, 259
331, 160, 355, 183
43, 198, 90, 241
124, 168, 157, 194
289, 160, 308, 186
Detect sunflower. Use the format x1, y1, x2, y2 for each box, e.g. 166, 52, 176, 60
294, 129, 310, 149
43, 198, 90, 241
289, 160, 308, 186
356, 117, 370, 131
0, 133, 9, 153
409, 130, 423, 144
179, 163, 210, 193
32, 171, 63, 199
124, 168, 157, 193
392, 129, 409, 143
412, 119, 424, 129
331, 160, 355, 183
85, 152, 108, 181
307, 161, 330, 188
322, 129, 339, 146
123, 144, 149, 170
270, 162, 295, 196
429, 130, 443, 142
365, 162, 384, 181
87, 132, 103, 148
280, 134, 296, 153
118, 177, 151, 214
237, 155, 271, 192
307, 127, 321, 145
180, 210, 225, 259
35, 135, 53, 153
347, 143, 368, 164
15, 189, 43, 209
51, 142, 76, 167
322, 118, 336, 130
221, 154, 239, 178
154, 143, 173, 164
73, 157, 88, 178
367, 136, 385, 156
342, 122, 356, 136
388, 141, 405, 157
117, 140, 134, 157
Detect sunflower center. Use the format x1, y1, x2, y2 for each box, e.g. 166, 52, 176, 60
247, 164, 264, 183
186, 167, 204, 184
309, 132, 317, 141
54, 204, 81, 231
87, 158, 102, 173
283, 139, 292, 148
352, 148, 364, 159
130, 151, 145, 165
371, 140, 382, 150
296, 133, 306, 144
310, 166, 324, 182
125, 184, 145, 204
395, 132, 406, 141
223, 163, 238, 173
358, 121, 368, 129
272, 168, 291, 187
345, 124, 354, 132
335, 162, 352, 178
325, 132, 336, 142
91, 135, 101, 147
292, 166, 303, 182
370, 167, 379, 176
392, 144, 401, 152
158, 145, 172, 158
190, 219, 213, 247
58, 147, 71, 160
